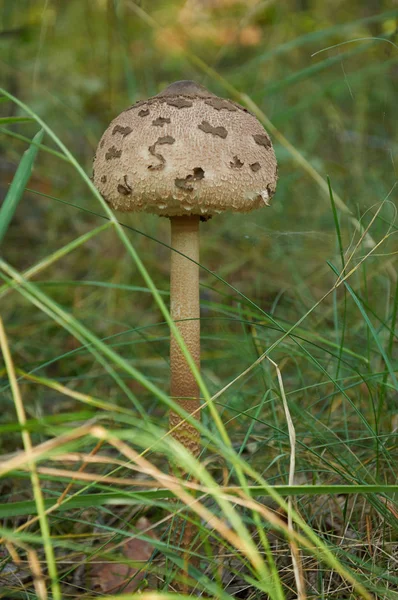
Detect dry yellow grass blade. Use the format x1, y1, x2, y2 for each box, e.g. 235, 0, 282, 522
0, 318, 61, 599
0, 423, 94, 477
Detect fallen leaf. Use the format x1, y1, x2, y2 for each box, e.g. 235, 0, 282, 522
91, 517, 157, 593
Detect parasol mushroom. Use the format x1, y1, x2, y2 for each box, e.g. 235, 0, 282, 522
92, 78, 277, 466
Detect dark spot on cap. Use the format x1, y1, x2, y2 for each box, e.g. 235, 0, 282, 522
157, 135, 175, 145
138, 108, 150, 117
253, 134, 271, 149
112, 125, 132, 137
198, 121, 228, 139
230, 156, 243, 169
148, 156, 164, 171
100, 139, 105, 148
100, 175, 107, 183
148, 136, 175, 170
117, 185, 130, 195
175, 167, 205, 191
205, 98, 237, 112
105, 146, 122, 160
117, 175, 132, 196
166, 97, 193, 109
193, 167, 204, 179
152, 117, 171, 127
250, 162, 261, 172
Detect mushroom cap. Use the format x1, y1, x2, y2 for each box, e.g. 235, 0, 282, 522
93, 81, 278, 217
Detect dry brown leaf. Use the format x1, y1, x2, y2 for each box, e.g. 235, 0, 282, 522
90, 517, 157, 594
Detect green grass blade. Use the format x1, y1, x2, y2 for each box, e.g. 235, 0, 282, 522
0, 116, 34, 124
0, 485, 396, 518
328, 176, 348, 382
328, 176, 345, 270
0, 129, 44, 245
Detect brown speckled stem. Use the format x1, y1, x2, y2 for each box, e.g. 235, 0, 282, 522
169, 216, 201, 590
169, 215, 201, 457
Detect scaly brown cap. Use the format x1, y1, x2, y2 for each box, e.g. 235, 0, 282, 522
93, 81, 277, 217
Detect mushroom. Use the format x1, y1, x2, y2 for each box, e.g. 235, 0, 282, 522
93, 79, 277, 459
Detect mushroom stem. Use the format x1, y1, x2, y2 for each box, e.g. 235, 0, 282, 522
169, 216, 201, 589
169, 215, 201, 458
